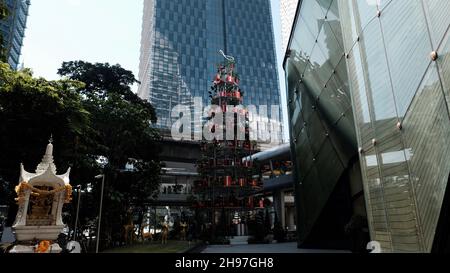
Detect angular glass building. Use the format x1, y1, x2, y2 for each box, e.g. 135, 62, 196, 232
138, 0, 282, 140
0, 0, 30, 70
284, 0, 450, 252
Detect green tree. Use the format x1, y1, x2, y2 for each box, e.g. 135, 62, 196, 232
0, 61, 93, 224
0, 1, 7, 20
58, 61, 161, 249
0, 61, 161, 251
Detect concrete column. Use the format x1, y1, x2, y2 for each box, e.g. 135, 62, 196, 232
348, 162, 366, 217
287, 207, 296, 231
273, 190, 286, 228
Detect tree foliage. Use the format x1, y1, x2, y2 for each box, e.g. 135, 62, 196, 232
57, 61, 160, 191
0, 61, 161, 250
0, 62, 92, 183
0, 0, 7, 20
0, 61, 94, 223
58, 61, 161, 249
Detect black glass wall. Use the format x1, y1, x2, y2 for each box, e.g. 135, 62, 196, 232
285, 0, 365, 249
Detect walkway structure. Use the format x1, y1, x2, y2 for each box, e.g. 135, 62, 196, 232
242, 144, 296, 233
202, 242, 350, 253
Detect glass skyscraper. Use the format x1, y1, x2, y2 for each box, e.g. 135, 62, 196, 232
0, 0, 30, 70
138, 0, 282, 141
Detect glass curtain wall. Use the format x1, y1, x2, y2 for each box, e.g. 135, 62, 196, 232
285, 0, 450, 252
138, 0, 282, 138
339, 0, 450, 252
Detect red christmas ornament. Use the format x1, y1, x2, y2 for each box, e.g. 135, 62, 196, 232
214, 74, 221, 83
248, 198, 254, 208
239, 178, 246, 187
224, 176, 232, 187
226, 75, 234, 83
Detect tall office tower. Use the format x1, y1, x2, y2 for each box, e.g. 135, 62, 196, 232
138, 0, 282, 143
0, 0, 30, 70
280, 0, 299, 54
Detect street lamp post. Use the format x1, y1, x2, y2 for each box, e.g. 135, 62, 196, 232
95, 174, 105, 253
73, 185, 82, 241
212, 146, 216, 240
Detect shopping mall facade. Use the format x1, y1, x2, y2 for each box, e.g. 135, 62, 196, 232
284, 0, 450, 252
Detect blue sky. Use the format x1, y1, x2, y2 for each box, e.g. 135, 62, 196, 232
21, 0, 289, 140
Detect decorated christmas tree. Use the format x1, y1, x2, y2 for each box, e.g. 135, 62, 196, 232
194, 52, 263, 241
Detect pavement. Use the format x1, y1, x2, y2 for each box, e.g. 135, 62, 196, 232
202, 242, 351, 253
1, 227, 15, 243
